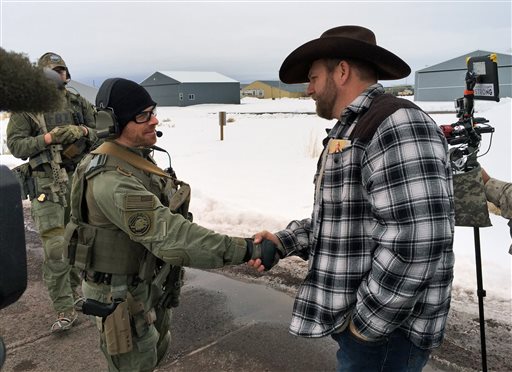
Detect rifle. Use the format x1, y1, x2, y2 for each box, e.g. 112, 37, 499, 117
27, 113, 69, 206
62, 111, 95, 160
156, 265, 184, 309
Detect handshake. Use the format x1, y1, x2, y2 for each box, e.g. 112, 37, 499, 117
244, 232, 285, 272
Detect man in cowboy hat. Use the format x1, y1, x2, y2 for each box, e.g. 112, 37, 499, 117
249, 25, 454, 371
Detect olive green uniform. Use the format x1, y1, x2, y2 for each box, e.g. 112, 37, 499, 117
67, 141, 246, 371
6, 90, 97, 314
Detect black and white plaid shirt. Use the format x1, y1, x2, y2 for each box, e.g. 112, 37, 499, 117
275, 84, 455, 349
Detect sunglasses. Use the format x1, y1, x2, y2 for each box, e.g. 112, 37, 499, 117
133, 107, 157, 124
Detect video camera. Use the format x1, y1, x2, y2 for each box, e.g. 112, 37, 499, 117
439, 54, 499, 171
439, 54, 501, 372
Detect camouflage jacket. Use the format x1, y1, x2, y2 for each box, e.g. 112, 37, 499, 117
485, 178, 512, 219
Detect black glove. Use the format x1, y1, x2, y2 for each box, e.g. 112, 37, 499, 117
244, 238, 282, 271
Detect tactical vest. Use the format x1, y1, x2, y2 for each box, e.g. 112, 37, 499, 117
64, 143, 191, 286
30, 91, 91, 171
41, 91, 88, 131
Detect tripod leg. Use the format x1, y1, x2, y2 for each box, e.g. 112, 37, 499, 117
473, 227, 487, 372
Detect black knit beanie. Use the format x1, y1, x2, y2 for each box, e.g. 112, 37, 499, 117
107, 78, 156, 130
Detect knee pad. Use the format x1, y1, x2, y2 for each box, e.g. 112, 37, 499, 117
44, 235, 66, 260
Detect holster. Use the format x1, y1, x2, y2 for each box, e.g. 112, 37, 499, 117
104, 300, 133, 355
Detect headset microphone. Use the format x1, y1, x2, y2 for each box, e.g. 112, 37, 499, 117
151, 144, 175, 177
156, 130, 163, 137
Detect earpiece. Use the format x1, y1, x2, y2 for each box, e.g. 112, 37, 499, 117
95, 109, 118, 138
95, 78, 123, 136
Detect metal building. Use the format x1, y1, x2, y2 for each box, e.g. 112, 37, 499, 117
241, 80, 308, 99
67, 80, 98, 105
140, 71, 240, 106
415, 50, 512, 101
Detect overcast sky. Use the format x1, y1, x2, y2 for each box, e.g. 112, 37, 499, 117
1, 1, 511, 87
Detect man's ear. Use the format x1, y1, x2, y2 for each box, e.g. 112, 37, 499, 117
337, 60, 350, 83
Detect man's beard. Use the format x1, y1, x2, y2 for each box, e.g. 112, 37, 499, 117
315, 76, 337, 120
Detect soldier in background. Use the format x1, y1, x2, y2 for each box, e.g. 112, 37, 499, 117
6, 52, 98, 332
1, 46, 69, 368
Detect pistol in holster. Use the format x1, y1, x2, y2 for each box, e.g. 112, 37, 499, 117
83, 298, 133, 355
82, 298, 121, 318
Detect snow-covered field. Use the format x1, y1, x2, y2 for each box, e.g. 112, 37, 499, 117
1, 95, 511, 320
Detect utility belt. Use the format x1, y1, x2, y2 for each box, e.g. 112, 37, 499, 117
80, 264, 183, 356
81, 270, 140, 287
31, 162, 76, 173
78, 264, 184, 309
11, 166, 71, 202
11, 151, 76, 201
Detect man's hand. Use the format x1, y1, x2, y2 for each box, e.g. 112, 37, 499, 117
248, 230, 283, 271
244, 238, 283, 272
48, 125, 85, 145
252, 230, 281, 246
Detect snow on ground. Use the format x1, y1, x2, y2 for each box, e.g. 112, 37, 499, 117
1, 96, 511, 320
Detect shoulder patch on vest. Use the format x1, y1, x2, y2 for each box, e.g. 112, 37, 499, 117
125, 194, 155, 210
86, 154, 108, 174
128, 212, 151, 236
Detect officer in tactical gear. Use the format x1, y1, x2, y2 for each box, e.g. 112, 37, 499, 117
6, 51, 98, 332
65, 78, 281, 371
1, 46, 70, 368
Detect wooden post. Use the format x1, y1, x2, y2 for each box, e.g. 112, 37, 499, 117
219, 111, 226, 141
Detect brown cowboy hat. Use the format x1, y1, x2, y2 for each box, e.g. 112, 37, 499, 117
279, 25, 411, 83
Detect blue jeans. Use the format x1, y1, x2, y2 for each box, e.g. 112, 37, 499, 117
331, 327, 431, 372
